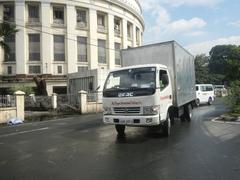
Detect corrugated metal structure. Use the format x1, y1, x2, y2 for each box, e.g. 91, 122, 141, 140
67, 69, 109, 104
121, 41, 196, 107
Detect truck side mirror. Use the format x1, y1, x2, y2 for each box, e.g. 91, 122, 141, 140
95, 86, 100, 91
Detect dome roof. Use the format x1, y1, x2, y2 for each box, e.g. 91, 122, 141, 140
114, 0, 142, 15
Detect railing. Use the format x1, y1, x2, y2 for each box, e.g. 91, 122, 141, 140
0, 95, 16, 108
87, 91, 103, 103
97, 25, 107, 33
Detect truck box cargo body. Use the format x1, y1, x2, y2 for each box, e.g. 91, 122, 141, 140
121, 41, 196, 107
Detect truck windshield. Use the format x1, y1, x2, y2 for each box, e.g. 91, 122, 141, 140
103, 67, 156, 97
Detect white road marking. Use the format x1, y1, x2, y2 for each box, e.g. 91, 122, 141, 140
0, 127, 49, 138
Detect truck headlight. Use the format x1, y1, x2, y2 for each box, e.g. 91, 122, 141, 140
143, 105, 160, 115
103, 107, 112, 115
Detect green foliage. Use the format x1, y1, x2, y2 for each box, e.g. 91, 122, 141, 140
226, 80, 240, 113
226, 59, 240, 81
194, 54, 210, 84
209, 45, 240, 75
9, 85, 34, 95
208, 45, 240, 85
194, 54, 225, 84
0, 22, 18, 55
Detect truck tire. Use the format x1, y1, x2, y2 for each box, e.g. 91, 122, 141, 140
115, 125, 125, 137
184, 104, 192, 122
162, 113, 171, 137
208, 97, 212, 105
195, 99, 200, 107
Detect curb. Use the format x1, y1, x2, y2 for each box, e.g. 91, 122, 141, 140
211, 117, 240, 125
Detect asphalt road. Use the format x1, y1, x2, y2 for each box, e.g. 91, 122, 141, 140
0, 99, 240, 180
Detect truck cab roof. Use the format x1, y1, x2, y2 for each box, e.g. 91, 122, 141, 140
109, 64, 168, 73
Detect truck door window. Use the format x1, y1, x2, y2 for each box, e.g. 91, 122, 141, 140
159, 70, 169, 91
196, 86, 199, 91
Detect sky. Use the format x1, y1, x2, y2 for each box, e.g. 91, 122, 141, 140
138, 0, 240, 55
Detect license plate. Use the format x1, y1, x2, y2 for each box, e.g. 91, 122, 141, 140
126, 120, 131, 124
120, 120, 126, 124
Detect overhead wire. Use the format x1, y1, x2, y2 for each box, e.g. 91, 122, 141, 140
0, 17, 123, 52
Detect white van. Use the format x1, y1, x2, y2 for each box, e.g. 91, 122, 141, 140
195, 84, 215, 106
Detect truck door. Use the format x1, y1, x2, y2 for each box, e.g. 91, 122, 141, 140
159, 69, 172, 120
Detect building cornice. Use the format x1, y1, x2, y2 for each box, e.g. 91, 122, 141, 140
106, 0, 144, 29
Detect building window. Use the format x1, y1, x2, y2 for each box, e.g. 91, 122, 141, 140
53, 86, 67, 94
115, 43, 121, 65
4, 35, 15, 62
114, 18, 121, 37
7, 66, 12, 75
98, 40, 106, 64
53, 6, 64, 25
29, 34, 40, 61
76, 9, 87, 28
57, 65, 63, 74
3, 4, 14, 22
127, 22, 132, 39
136, 27, 140, 45
97, 13, 106, 32
77, 37, 88, 62
54, 35, 65, 61
28, 4, 40, 23
29, 65, 41, 74
78, 66, 88, 72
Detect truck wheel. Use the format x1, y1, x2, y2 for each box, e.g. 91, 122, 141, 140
162, 114, 171, 137
115, 125, 125, 137
184, 104, 192, 122
208, 97, 212, 105
195, 99, 200, 107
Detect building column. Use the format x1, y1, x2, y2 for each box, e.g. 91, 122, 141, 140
15, 1, 26, 75
89, 9, 98, 69
132, 24, 137, 47
41, 2, 52, 74
14, 91, 25, 120
122, 19, 128, 49
108, 14, 115, 69
66, 4, 77, 73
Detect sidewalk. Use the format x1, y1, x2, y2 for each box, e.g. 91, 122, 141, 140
25, 111, 79, 122
212, 114, 240, 125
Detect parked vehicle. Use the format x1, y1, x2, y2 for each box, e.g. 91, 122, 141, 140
195, 84, 215, 106
214, 85, 227, 97
102, 41, 196, 137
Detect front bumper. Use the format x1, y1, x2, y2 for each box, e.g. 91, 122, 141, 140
103, 114, 161, 126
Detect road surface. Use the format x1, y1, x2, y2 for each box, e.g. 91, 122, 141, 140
0, 99, 240, 180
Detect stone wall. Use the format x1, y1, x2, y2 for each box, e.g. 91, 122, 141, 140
0, 107, 17, 123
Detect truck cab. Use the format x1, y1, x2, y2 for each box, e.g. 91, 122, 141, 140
195, 84, 215, 106
103, 64, 173, 136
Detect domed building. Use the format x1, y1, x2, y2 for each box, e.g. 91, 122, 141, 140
0, 0, 144, 94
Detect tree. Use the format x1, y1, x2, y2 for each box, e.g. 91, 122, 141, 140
33, 76, 48, 96
194, 54, 210, 84
208, 45, 240, 84
0, 22, 18, 56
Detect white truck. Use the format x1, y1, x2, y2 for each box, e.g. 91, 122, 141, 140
102, 41, 196, 137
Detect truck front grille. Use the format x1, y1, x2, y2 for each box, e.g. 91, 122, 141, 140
114, 107, 140, 114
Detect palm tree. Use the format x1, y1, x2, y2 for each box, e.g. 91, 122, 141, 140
0, 22, 18, 57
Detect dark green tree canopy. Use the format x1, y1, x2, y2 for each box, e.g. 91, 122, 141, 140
209, 45, 240, 75
195, 45, 240, 85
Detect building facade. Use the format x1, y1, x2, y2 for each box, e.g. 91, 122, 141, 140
0, 0, 144, 95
